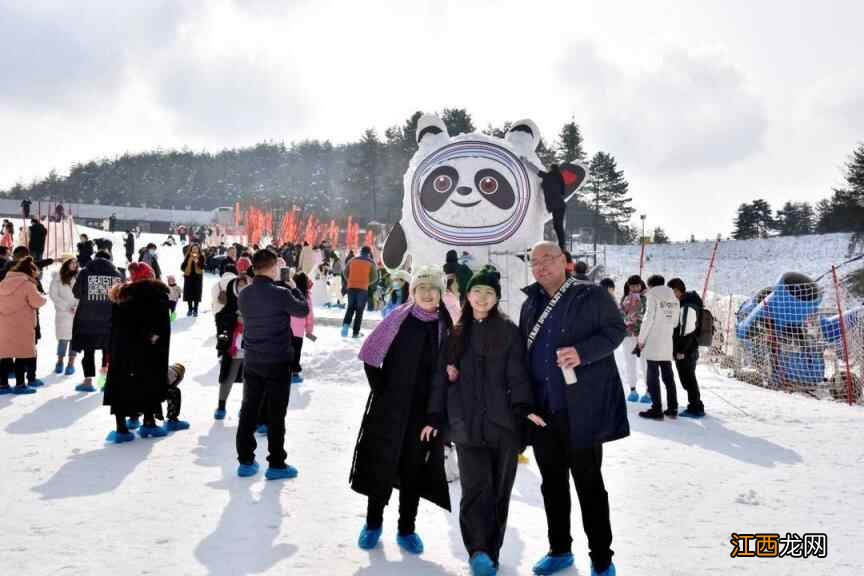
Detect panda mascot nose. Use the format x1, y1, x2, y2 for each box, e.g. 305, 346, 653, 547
456, 186, 473, 196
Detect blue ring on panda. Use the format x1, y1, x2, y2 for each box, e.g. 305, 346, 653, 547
411, 140, 531, 245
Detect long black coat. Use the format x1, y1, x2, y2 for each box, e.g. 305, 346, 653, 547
181, 252, 205, 302
350, 314, 451, 511
429, 315, 535, 447
77, 240, 94, 267
519, 281, 630, 450
103, 279, 171, 418
28, 222, 47, 255
71, 257, 123, 351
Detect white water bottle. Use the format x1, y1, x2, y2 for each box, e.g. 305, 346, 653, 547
557, 349, 578, 385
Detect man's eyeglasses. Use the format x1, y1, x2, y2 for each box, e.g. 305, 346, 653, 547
530, 254, 562, 269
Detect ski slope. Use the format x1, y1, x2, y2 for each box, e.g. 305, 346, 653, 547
1, 229, 862, 575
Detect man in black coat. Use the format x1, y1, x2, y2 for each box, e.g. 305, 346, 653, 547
235, 249, 309, 480
77, 234, 94, 267
519, 241, 628, 576
20, 198, 31, 219
28, 218, 48, 261
668, 278, 706, 418
124, 230, 135, 263
71, 250, 123, 391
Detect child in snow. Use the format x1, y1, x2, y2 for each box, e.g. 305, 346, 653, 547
49, 257, 80, 375
351, 265, 452, 554
621, 274, 649, 403
213, 257, 252, 420
426, 266, 543, 574
166, 275, 182, 321
289, 272, 314, 383
115, 363, 188, 440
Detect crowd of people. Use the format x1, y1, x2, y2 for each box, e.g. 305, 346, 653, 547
0, 216, 715, 576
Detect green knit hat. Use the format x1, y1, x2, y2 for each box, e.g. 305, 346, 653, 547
466, 265, 501, 298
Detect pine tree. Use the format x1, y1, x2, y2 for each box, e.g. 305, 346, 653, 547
557, 121, 587, 163
775, 202, 814, 236
733, 203, 758, 239
587, 152, 634, 235
345, 129, 383, 220
652, 227, 670, 244
441, 108, 475, 135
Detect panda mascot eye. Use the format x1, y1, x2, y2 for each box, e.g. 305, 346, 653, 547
434, 174, 453, 194
478, 176, 498, 195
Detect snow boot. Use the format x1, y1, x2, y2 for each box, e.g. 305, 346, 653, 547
75, 379, 96, 392
470, 552, 497, 576
55, 362, 64, 374
352, 332, 363, 339
139, 425, 168, 439
341, 324, 350, 337
237, 461, 260, 478
0, 384, 11, 395
679, 409, 706, 419
12, 385, 36, 395
627, 389, 639, 402
64, 365, 75, 376
291, 373, 304, 384
170, 311, 177, 323
358, 525, 383, 550
265, 465, 298, 480
214, 408, 227, 420
106, 430, 135, 444
638, 408, 664, 420
28, 379, 44, 388
639, 393, 652, 404
663, 408, 678, 419
591, 562, 616, 576
256, 424, 268, 435
126, 417, 141, 430
164, 419, 190, 432
533, 552, 574, 575
397, 532, 424, 555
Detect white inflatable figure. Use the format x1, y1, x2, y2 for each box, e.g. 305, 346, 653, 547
382, 113, 587, 316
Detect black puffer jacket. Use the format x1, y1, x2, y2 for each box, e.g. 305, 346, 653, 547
238, 276, 309, 365
71, 257, 123, 350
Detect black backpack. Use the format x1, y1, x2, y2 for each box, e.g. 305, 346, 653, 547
697, 308, 715, 347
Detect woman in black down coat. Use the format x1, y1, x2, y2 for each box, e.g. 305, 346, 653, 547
102, 262, 171, 442
181, 243, 205, 317
350, 266, 452, 555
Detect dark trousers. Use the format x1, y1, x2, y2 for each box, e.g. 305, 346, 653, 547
168, 301, 177, 314
646, 360, 677, 411
82, 348, 108, 379
455, 437, 520, 563
236, 362, 292, 468
166, 379, 182, 420
32, 248, 44, 262
2, 358, 36, 387
532, 411, 613, 572
188, 300, 199, 315
552, 210, 567, 251
675, 353, 703, 413
0, 358, 12, 387
343, 289, 369, 335
366, 424, 424, 535
291, 336, 304, 373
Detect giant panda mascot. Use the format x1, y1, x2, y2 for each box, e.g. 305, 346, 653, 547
382, 113, 587, 316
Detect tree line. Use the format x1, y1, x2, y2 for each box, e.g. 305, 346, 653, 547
0, 109, 638, 244
733, 143, 864, 239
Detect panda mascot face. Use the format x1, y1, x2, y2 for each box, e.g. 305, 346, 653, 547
381, 113, 586, 271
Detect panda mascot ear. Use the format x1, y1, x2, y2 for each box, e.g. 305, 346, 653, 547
382, 223, 408, 270
416, 114, 450, 147
505, 119, 541, 156
560, 162, 588, 196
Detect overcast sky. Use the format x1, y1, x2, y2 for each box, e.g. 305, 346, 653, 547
1, 0, 862, 240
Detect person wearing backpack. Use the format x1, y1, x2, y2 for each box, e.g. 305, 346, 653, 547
667, 278, 706, 418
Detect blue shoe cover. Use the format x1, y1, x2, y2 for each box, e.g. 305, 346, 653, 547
265, 465, 298, 480
397, 532, 424, 555
12, 386, 36, 395
164, 419, 190, 432
29, 379, 44, 388
75, 382, 96, 393
55, 363, 64, 374
533, 553, 574, 575
591, 562, 616, 576
0, 386, 12, 395
358, 525, 382, 550
470, 552, 497, 576
639, 394, 652, 404
626, 390, 639, 402
237, 461, 259, 477
214, 408, 226, 420
106, 430, 135, 444
65, 365, 76, 376
679, 409, 705, 419
139, 425, 168, 438
256, 424, 268, 435
126, 417, 141, 430
341, 324, 350, 337
291, 373, 304, 384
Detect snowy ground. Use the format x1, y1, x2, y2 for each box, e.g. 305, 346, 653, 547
1, 229, 863, 575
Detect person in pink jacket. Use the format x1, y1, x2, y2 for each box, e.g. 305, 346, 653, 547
0, 257, 48, 395
290, 272, 315, 383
